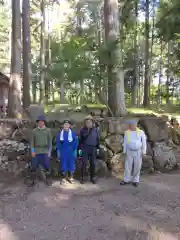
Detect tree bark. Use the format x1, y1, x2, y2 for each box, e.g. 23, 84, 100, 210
166, 42, 170, 104
45, 39, 50, 103
76, 2, 84, 104
148, 0, 155, 102
32, 81, 37, 103
158, 38, 163, 106
45, 5, 51, 104
104, 0, 126, 116
39, 0, 45, 104
131, 0, 138, 106
60, 82, 65, 103
143, 0, 150, 107
8, 0, 22, 118
51, 80, 55, 106
22, 0, 31, 110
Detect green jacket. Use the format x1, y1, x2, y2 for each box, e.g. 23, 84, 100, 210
31, 127, 52, 154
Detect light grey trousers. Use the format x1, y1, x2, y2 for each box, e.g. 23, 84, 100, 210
123, 149, 142, 183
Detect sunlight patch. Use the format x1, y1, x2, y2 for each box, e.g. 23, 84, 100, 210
0, 223, 19, 240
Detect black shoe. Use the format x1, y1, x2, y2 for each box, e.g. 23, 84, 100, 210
80, 179, 84, 184
60, 178, 66, 185
67, 177, 74, 184
65, 175, 70, 182
24, 177, 36, 187
120, 181, 129, 185
67, 172, 74, 184
46, 178, 52, 186
28, 172, 37, 186
132, 182, 139, 187
90, 178, 96, 184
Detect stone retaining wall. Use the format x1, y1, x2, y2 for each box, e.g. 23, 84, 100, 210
0, 115, 180, 179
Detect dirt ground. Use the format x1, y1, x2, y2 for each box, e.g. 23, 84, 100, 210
0, 173, 180, 240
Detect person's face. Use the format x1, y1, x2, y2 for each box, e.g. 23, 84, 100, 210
85, 119, 93, 128
63, 122, 70, 130
38, 120, 45, 128
129, 123, 137, 130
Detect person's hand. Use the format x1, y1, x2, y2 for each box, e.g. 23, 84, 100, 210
57, 150, 60, 159
48, 151, 51, 158
97, 149, 100, 155
78, 149, 82, 156
32, 152, 36, 158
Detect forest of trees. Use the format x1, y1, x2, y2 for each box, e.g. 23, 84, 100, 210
0, 0, 180, 117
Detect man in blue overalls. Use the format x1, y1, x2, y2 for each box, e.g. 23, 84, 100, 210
56, 120, 78, 183
79, 115, 100, 184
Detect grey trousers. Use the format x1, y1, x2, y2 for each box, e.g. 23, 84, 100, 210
124, 149, 142, 183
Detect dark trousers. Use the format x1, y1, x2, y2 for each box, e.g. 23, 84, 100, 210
31, 154, 50, 172
81, 146, 97, 180
30, 154, 50, 182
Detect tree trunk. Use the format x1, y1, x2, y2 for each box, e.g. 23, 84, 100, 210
148, 0, 155, 103
8, 0, 22, 118
80, 79, 84, 104
143, 0, 150, 107
166, 42, 170, 104
39, 0, 45, 105
45, 39, 50, 104
157, 38, 163, 106
131, 0, 138, 106
76, 2, 84, 104
22, 0, 31, 110
104, 0, 126, 116
51, 80, 55, 106
60, 82, 65, 103
45, 5, 51, 104
32, 81, 36, 103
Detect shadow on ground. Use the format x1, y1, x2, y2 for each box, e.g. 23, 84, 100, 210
0, 173, 180, 239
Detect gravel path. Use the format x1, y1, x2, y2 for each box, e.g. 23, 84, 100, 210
0, 173, 180, 240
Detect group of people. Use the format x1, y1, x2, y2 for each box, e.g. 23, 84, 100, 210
31, 115, 147, 187
31, 115, 100, 185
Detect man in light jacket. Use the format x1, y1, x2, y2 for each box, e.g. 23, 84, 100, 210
120, 119, 147, 187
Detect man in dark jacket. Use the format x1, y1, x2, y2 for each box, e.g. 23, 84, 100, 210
79, 115, 100, 184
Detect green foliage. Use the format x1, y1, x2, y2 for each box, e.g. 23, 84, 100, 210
30, 0, 41, 56
156, 0, 180, 41
0, 4, 10, 71
47, 36, 96, 85
27, 0, 180, 107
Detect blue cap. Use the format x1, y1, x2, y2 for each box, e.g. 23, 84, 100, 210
37, 115, 46, 122
125, 119, 138, 124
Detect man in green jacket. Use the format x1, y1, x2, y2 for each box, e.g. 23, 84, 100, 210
31, 116, 52, 175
